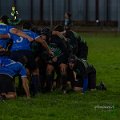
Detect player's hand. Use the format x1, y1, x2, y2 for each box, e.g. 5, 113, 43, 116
52, 56, 57, 62
48, 50, 54, 57
0, 48, 5, 52
27, 37, 34, 42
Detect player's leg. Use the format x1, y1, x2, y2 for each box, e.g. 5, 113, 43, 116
59, 63, 68, 93
45, 64, 54, 92
0, 74, 16, 99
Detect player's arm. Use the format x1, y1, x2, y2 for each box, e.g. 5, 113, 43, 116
0, 46, 5, 51
35, 36, 53, 56
10, 28, 33, 42
19, 63, 30, 98
52, 31, 67, 41
22, 77, 30, 98
0, 34, 10, 39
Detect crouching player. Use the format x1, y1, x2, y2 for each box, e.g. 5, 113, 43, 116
68, 55, 96, 93
0, 51, 30, 99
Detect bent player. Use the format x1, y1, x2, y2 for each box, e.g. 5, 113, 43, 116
0, 51, 30, 99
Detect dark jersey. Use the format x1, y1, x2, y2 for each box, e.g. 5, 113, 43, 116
65, 30, 78, 55
49, 35, 69, 64
74, 59, 89, 77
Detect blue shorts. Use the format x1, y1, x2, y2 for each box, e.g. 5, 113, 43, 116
0, 74, 15, 93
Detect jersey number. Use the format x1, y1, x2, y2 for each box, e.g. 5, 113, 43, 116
16, 37, 23, 43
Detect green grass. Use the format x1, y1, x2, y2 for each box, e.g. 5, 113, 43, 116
0, 33, 120, 120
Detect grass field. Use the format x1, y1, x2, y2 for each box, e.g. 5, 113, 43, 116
0, 33, 120, 120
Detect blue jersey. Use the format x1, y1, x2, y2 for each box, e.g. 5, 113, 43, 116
10, 29, 40, 51
0, 57, 27, 78
0, 22, 12, 49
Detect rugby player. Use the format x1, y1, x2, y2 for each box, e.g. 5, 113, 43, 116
0, 15, 33, 51
68, 55, 96, 93
41, 26, 69, 93
0, 51, 30, 99
9, 22, 52, 96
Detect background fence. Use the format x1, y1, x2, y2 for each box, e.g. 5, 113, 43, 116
0, 0, 120, 29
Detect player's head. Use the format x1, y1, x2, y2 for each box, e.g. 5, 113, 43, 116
41, 27, 51, 43
65, 12, 71, 19
68, 55, 77, 69
0, 15, 9, 24
54, 25, 64, 32
41, 27, 51, 37
68, 55, 77, 62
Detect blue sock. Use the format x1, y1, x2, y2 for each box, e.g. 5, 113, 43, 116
82, 77, 88, 93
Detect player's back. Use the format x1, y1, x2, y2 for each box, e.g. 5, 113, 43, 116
0, 57, 26, 78
10, 29, 39, 51
0, 23, 11, 49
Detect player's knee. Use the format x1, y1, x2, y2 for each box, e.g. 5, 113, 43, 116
60, 64, 67, 75
46, 64, 54, 75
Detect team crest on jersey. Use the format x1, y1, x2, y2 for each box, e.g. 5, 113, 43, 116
49, 43, 62, 57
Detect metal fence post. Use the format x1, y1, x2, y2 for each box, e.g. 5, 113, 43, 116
40, 0, 43, 21
50, 0, 54, 29
96, 0, 99, 23
30, 0, 33, 22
